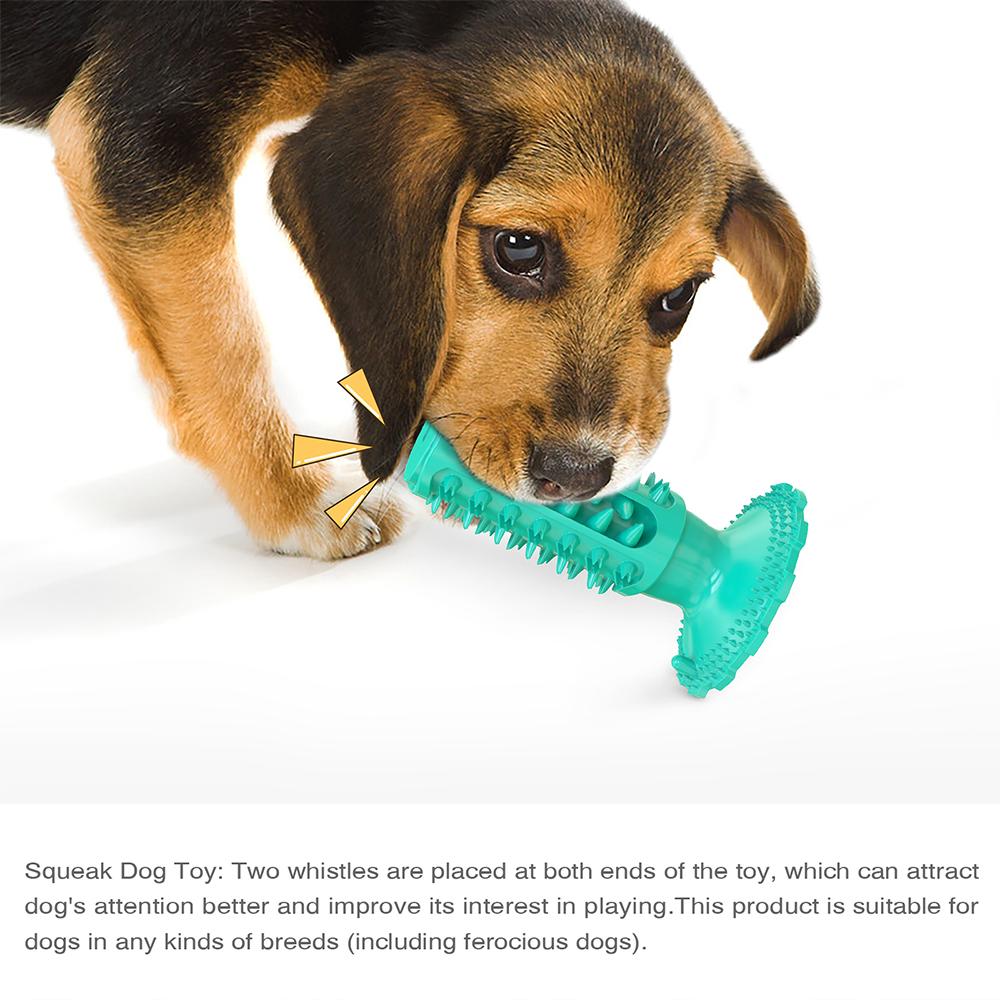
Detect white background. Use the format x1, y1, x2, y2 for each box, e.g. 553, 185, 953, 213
1, 804, 997, 1000
2, 0, 999, 803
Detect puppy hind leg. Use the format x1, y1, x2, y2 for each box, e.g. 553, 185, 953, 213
47, 75, 403, 559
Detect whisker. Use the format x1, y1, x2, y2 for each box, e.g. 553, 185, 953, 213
425, 411, 472, 423
451, 414, 488, 443
466, 436, 481, 469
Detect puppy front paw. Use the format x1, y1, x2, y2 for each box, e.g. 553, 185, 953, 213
270, 480, 405, 560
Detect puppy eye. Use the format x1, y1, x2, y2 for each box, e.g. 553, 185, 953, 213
660, 280, 697, 312
648, 274, 710, 337
494, 230, 545, 276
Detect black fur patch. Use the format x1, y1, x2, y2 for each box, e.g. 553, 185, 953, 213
0, 1, 103, 126
271, 51, 514, 480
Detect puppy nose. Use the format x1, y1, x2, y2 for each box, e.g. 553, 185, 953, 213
529, 442, 614, 501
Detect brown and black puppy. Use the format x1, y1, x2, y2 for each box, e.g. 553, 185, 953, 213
1, 0, 818, 559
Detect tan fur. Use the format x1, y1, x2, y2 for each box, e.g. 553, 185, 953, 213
249, 59, 331, 130
422, 41, 815, 499
720, 195, 817, 361
394, 83, 467, 220
633, 215, 717, 299
416, 54, 758, 499
468, 174, 625, 280
429, 168, 721, 497
48, 63, 403, 559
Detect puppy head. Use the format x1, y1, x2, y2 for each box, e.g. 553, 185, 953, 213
271, 8, 819, 499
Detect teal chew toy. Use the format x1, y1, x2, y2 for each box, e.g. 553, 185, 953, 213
404, 422, 808, 697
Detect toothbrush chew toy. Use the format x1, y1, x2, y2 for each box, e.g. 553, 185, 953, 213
404, 421, 808, 697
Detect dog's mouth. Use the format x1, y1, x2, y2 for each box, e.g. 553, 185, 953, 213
421, 411, 655, 505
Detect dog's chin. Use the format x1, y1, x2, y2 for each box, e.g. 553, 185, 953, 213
488, 476, 541, 503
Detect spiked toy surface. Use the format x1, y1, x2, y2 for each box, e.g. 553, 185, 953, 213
404, 422, 808, 696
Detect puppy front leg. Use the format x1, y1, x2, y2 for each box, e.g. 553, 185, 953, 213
131, 213, 402, 559
48, 75, 403, 559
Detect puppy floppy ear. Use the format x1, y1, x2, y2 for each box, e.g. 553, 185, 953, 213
270, 54, 484, 478
718, 166, 820, 360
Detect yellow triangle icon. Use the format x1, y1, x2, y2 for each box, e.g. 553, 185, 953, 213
292, 434, 370, 468
338, 368, 384, 425
324, 478, 380, 528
